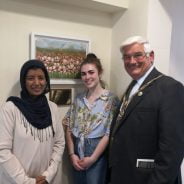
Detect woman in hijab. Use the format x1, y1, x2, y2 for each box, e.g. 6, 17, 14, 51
0, 59, 65, 184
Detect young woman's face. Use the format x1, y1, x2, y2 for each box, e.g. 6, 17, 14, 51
80, 64, 101, 90
25, 68, 47, 96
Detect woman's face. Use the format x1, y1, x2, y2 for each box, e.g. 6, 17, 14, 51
80, 63, 101, 90
25, 68, 47, 97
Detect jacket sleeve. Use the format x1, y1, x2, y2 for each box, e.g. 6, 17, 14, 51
0, 102, 35, 184
148, 81, 184, 184
42, 102, 65, 183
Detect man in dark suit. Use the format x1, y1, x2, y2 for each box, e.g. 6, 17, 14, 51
109, 36, 184, 184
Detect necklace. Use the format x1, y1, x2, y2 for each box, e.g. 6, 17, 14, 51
117, 74, 163, 121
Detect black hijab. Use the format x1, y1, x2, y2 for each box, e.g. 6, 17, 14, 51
7, 60, 54, 135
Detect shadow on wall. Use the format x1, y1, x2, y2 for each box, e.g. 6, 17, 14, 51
62, 150, 74, 184
159, 0, 184, 183
111, 10, 127, 27
159, 0, 184, 84
0, 0, 112, 28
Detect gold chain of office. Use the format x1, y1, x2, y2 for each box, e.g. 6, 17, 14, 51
117, 74, 163, 121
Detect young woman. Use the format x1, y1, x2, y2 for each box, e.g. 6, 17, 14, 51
63, 54, 119, 184
0, 59, 65, 184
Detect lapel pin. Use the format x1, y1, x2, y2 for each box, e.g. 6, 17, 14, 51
138, 91, 143, 96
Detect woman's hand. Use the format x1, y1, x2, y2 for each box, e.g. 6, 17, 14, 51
70, 154, 85, 171
36, 176, 48, 184
79, 156, 96, 170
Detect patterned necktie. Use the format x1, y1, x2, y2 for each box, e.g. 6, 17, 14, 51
126, 80, 137, 99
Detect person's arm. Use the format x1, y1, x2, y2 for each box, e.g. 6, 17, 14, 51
148, 82, 184, 184
0, 102, 36, 184
66, 126, 84, 171
80, 95, 119, 169
79, 135, 109, 169
62, 98, 85, 171
42, 103, 65, 183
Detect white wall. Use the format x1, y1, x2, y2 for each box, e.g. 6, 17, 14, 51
110, 0, 149, 97
147, 0, 172, 74
167, 0, 184, 84
159, 0, 184, 182
0, 0, 112, 105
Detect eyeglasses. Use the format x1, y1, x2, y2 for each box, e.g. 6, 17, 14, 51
122, 52, 148, 62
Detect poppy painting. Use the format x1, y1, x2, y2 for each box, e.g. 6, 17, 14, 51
30, 33, 90, 81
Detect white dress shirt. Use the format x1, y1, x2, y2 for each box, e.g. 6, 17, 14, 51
129, 65, 154, 99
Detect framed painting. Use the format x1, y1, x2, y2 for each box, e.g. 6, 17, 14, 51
49, 88, 73, 106
30, 33, 90, 83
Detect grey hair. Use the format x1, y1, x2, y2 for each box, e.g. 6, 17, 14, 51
120, 36, 152, 54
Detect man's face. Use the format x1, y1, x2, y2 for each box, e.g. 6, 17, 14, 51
122, 43, 154, 80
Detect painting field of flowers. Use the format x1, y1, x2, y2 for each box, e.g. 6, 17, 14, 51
31, 34, 89, 79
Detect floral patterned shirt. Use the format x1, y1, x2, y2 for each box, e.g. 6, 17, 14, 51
63, 90, 119, 138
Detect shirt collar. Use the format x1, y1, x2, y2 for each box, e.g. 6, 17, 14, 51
99, 91, 109, 101
83, 90, 109, 101
136, 65, 154, 86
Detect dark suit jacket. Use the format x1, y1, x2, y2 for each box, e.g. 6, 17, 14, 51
109, 68, 184, 184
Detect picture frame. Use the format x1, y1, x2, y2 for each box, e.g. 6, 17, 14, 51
30, 32, 90, 84
49, 88, 74, 106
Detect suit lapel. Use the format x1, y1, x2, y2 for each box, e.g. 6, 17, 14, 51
112, 68, 162, 136
125, 68, 162, 118
141, 68, 161, 87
